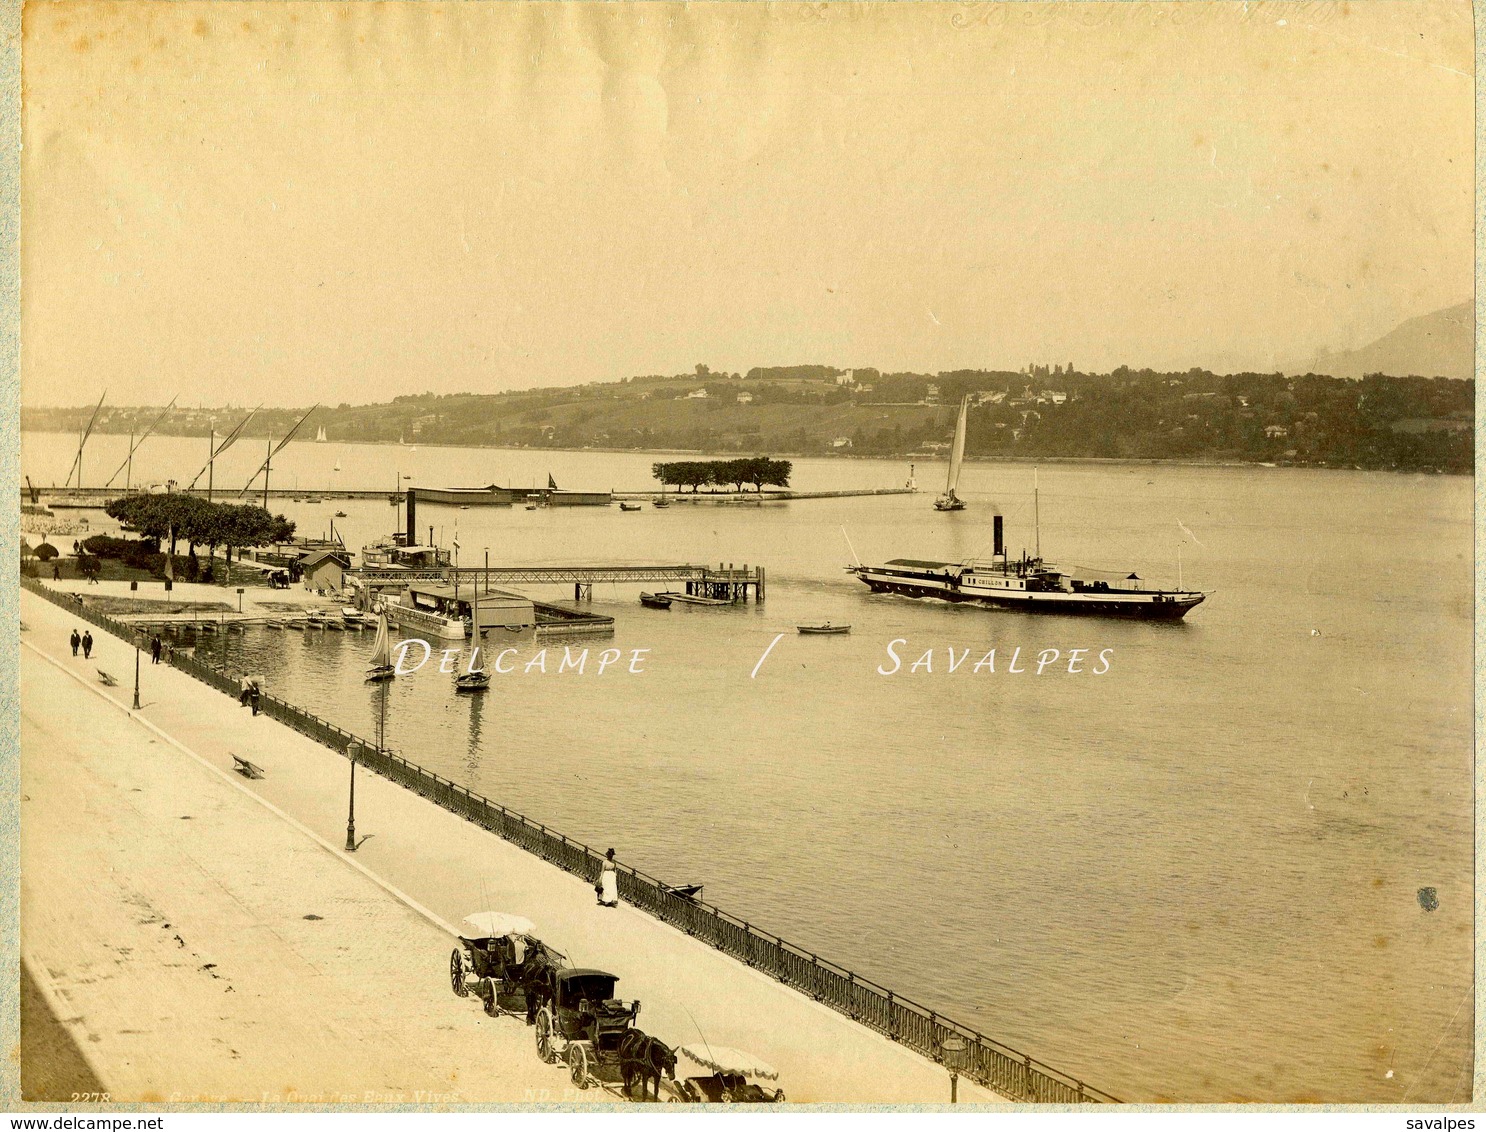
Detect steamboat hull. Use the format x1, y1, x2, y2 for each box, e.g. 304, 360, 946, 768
853, 567, 1205, 620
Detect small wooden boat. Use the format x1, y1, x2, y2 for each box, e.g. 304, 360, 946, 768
797, 622, 850, 635
324, 620, 344, 631
342, 606, 370, 626
639, 592, 672, 609
524, 504, 539, 511
652, 497, 670, 509
335, 510, 347, 518
366, 612, 396, 681
619, 502, 643, 512
286, 620, 306, 630
455, 669, 490, 692
266, 620, 284, 630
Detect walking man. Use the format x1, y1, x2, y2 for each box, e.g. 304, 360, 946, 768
81, 631, 93, 659
248, 680, 261, 717
69, 629, 80, 656
150, 634, 162, 665
239, 675, 252, 707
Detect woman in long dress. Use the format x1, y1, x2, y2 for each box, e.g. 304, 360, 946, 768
597, 848, 619, 908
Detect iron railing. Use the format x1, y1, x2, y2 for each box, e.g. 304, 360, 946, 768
21, 574, 1117, 1103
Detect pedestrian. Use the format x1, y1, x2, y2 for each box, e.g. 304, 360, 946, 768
81, 631, 93, 659
52, 563, 61, 581
150, 634, 162, 664
596, 848, 619, 908
69, 629, 80, 656
249, 681, 261, 717
239, 675, 252, 707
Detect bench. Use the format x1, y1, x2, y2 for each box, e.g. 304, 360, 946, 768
231, 754, 265, 780
96, 670, 119, 687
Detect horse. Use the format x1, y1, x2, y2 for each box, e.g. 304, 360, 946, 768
618, 1029, 676, 1102
517, 946, 559, 1025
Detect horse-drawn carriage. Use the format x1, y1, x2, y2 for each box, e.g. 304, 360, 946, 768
530, 967, 644, 1090
660, 1045, 786, 1103
448, 912, 562, 1017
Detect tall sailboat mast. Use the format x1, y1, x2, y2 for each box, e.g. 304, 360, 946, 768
63, 391, 108, 490
934, 394, 970, 511
1034, 467, 1041, 559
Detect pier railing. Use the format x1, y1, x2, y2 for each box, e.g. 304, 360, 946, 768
22, 575, 1117, 1104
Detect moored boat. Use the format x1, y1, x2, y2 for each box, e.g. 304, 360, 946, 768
798, 622, 850, 634
455, 669, 490, 692
639, 592, 672, 609
366, 611, 396, 681
619, 502, 643, 512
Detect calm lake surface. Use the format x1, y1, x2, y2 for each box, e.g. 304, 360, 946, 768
23, 431, 1475, 1102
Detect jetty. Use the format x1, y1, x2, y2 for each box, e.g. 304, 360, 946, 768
355, 563, 766, 603
614, 487, 915, 504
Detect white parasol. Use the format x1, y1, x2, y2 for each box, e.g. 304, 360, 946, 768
461, 911, 536, 938
677, 1044, 779, 1081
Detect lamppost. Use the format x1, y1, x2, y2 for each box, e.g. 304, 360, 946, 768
345, 742, 358, 852
483, 548, 489, 596
132, 640, 142, 710
940, 1034, 967, 1104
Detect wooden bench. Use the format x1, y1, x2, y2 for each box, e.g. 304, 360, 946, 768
96, 670, 119, 687
231, 754, 265, 780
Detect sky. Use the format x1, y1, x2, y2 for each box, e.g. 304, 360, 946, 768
21, 0, 1475, 407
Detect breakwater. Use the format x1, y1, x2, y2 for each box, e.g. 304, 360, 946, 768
23, 574, 1117, 1104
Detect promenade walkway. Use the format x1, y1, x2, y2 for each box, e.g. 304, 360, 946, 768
21, 587, 1001, 1104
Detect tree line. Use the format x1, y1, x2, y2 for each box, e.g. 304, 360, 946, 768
651, 457, 793, 492
102, 494, 296, 580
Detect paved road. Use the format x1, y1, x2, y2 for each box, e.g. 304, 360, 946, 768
21, 587, 1002, 1104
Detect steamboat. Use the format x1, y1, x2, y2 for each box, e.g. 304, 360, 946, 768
848, 514, 1208, 621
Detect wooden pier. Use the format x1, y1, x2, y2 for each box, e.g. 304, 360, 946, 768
354, 563, 766, 603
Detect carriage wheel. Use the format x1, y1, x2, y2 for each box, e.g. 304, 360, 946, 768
535, 1010, 556, 1063
450, 949, 468, 997
479, 979, 497, 1016
568, 1043, 589, 1089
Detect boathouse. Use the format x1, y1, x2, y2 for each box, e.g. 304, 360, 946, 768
299, 549, 352, 593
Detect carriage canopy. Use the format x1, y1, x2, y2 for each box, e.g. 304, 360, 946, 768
676, 1045, 779, 1081
555, 970, 620, 1005
461, 911, 536, 939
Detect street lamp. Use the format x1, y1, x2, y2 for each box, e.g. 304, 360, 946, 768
940, 1035, 967, 1104
345, 743, 358, 852
133, 640, 141, 710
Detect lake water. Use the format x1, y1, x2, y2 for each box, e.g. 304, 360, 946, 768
22, 431, 1475, 1102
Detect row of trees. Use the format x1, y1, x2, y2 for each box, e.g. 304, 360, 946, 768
103, 494, 296, 578
651, 457, 793, 492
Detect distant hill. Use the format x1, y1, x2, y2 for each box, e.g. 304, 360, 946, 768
1304, 302, 1473, 379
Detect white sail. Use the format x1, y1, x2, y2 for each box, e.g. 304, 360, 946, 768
945, 395, 969, 496
370, 612, 392, 669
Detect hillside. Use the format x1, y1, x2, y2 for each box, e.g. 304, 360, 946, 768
22, 365, 1475, 474
1305, 302, 1473, 380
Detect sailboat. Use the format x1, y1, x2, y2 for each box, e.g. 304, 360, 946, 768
934, 394, 970, 511
316, 426, 328, 442
366, 611, 396, 681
